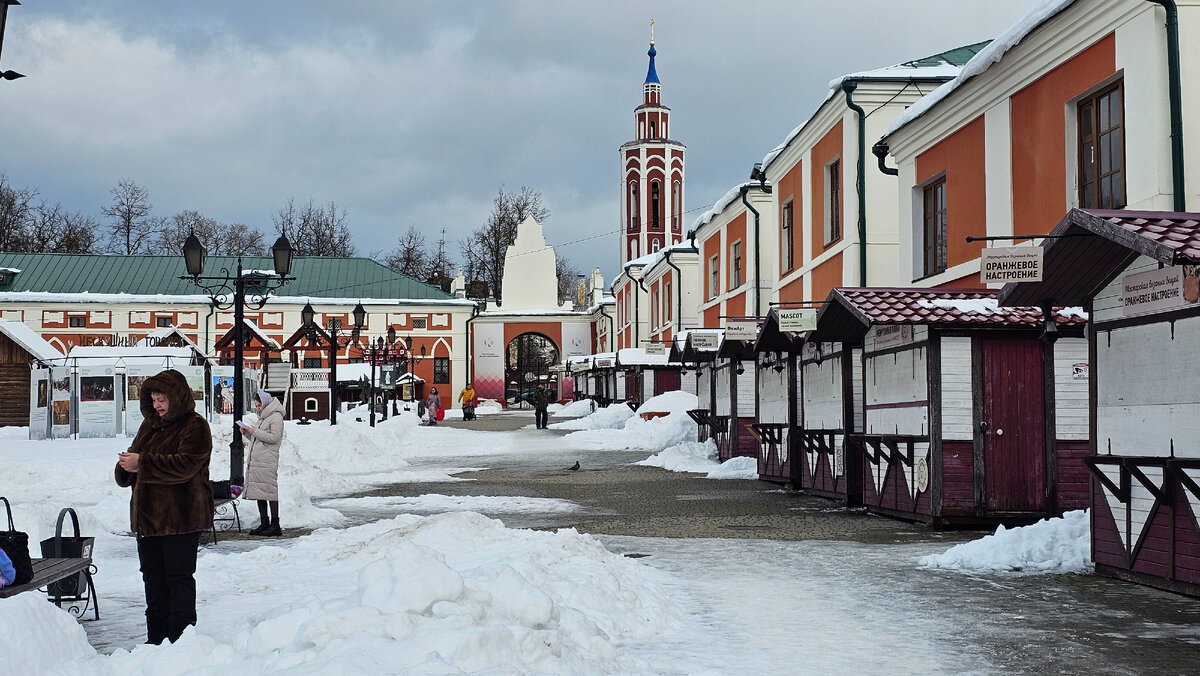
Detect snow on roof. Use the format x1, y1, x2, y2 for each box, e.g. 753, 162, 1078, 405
885, 0, 1077, 138
617, 347, 672, 366
761, 44, 981, 173
58, 345, 194, 367
0, 319, 63, 361
0, 267, 21, 274
688, 183, 756, 236
625, 242, 696, 273
0, 291, 477, 307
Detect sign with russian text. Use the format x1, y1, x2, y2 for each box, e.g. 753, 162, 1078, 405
691, 333, 719, 351
724, 320, 757, 341
1121, 266, 1191, 316
645, 342, 666, 355
777, 308, 817, 332
980, 247, 1043, 284
872, 324, 912, 349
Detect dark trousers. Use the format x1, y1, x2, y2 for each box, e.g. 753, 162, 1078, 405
137, 531, 201, 644
535, 408, 549, 429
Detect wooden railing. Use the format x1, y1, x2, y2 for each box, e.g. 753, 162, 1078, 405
290, 368, 330, 391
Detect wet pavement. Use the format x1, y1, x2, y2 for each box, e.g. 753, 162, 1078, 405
376, 410, 1200, 674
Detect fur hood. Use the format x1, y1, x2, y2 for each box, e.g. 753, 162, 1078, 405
139, 369, 196, 425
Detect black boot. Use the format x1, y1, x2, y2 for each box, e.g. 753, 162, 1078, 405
249, 521, 271, 536
262, 517, 281, 537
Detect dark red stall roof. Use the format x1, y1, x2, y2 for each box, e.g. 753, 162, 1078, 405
814, 287, 1086, 343
998, 208, 1200, 307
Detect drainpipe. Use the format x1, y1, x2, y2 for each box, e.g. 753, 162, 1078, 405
1146, 0, 1186, 211
663, 247, 689, 336
464, 302, 480, 383
739, 183, 772, 317
871, 140, 899, 176
598, 300, 615, 353
634, 271, 647, 348
841, 80, 868, 286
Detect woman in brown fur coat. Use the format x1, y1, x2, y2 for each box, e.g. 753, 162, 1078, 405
116, 369, 213, 645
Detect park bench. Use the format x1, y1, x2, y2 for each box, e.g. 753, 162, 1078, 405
209, 480, 243, 543
0, 505, 99, 621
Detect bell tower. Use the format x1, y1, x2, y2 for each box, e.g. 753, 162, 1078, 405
619, 22, 685, 266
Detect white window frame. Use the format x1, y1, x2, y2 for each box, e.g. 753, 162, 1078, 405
824, 156, 842, 246
729, 240, 743, 289
708, 255, 720, 299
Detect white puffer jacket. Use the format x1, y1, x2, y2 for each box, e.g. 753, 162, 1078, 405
243, 398, 284, 501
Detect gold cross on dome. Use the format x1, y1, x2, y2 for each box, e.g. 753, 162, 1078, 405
650, 18, 655, 45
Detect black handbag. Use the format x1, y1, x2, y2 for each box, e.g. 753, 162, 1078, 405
0, 496, 34, 586
39, 507, 94, 597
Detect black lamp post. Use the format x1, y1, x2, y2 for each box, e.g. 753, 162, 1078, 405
0, 0, 25, 82
182, 232, 295, 485
301, 300, 365, 425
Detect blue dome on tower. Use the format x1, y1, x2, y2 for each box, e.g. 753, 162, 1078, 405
645, 44, 660, 84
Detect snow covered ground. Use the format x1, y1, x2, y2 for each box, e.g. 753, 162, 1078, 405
0, 400, 1110, 674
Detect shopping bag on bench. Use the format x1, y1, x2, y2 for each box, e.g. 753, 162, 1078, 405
39, 507, 94, 596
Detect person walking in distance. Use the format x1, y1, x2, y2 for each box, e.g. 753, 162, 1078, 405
242, 391, 285, 537
458, 382, 477, 421
426, 387, 442, 426
115, 369, 213, 645
532, 382, 552, 429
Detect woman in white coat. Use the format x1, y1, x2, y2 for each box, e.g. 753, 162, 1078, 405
242, 391, 285, 536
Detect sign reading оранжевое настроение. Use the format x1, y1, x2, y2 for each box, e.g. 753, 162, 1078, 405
1121, 265, 1199, 316
980, 247, 1043, 284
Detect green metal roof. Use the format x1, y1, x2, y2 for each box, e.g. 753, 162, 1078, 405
902, 40, 990, 68
0, 253, 453, 300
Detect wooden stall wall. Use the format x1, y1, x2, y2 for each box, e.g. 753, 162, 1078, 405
1053, 337, 1091, 512
734, 360, 758, 458
859, 325, 932, 520
939, 336, 976, 516
755, 354, 790, 483
798, 341, 848, 499
713, 362, 735, 461
0, 334, 34, 426
695, 363, 713, 443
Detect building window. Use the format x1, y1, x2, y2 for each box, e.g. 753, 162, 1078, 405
781, 200, 795, 272
412, 317, 427, 330
825, 159, 841, 245
1078, 81, 1125, 209
649, 121, 657, 138
630, 240, 638, 260
651, 289, 659, 329
730, 240, 743, 288
304, 397, 319, 413
652, 239, 660, 252
433, 356, 450, 384
69, 316, 86, 328
709, 255, 720, 299
303, 356, 322, 368
665, 279, 672, 321
672, 181, 681, 231
923, 176, 948, 277
156, 316, 172, 327
651, 180, 661, 229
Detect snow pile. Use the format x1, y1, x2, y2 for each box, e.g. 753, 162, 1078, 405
1, 512, 693, 674
636, 440, 757, 480
919, 509, 1092, 574
550, 403, 635, 431
476, 398, 503, 412
706, 456, 758, 480
563, 392, 699, 452
552, 398, 597, 418
636, 439, 719, 472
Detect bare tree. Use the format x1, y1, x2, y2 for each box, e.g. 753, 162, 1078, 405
458, 186, 549, 302
381, 225, 430, 279
555, 255, 582, 304
0, 173, 38, 251
26, 202, 101, 253
102, 179, 160, 254
152, 210, 266, 256
272, 197, 355, 257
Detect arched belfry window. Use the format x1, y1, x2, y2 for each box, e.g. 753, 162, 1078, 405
651, 180, 661, 229
672, 181, 681, 231
629, 182, 639, 231
649, 121, 657, 138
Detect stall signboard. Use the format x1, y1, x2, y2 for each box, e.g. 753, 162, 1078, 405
724, 320, 757, 341
1121, 266, 1195, 316
691, 333, 719, 351
777, 308, 817, 332
645, 342, 666, 355
980, 247, 1043, 284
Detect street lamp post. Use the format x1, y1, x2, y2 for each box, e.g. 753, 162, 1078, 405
301, 301, 365, 425
182, 232, 295, 485
0, 0, 26, 82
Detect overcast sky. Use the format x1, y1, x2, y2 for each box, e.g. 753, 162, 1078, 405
0, 1, 1033, 284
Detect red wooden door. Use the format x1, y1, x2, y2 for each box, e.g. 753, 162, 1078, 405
980, 338, 1046, 512
655, 368, 681, 395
